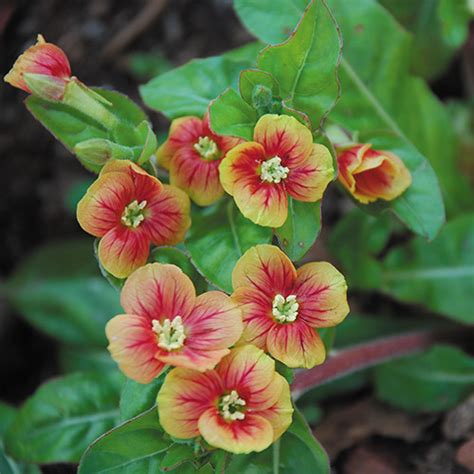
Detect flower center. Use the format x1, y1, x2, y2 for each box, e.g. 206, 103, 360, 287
152, 316, 186, 351
219, 390, 246, 421
193, 136, 220, 161
121, 200, 147, 228
260, 156, 289, 183
272, 294, 299, 323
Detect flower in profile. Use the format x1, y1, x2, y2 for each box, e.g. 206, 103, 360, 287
77, 160, 191, 278
106, 262, 243, 383
337, 144, 412, 204
156, 114, 242, 206
231, 245, 349, 368
4, 34, 71, 101
158, 345, 293, 454
219, 114, 334, 227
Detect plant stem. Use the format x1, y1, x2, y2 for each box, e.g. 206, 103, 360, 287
272, 438, 280, 474
291, 330, 436, 400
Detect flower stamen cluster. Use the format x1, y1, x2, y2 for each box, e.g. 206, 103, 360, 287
193, 136, 220, 161
219, 390, 246, 421
272, 294, 299, 323
260, 156, 289, 183
121, 200, 147, 228
152, 316, 186, 351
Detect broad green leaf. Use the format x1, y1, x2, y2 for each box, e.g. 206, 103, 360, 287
222, 41, 264, 62
381, 214, 474, 323
120, 376, 164, 421
78, 408, 170, 473
328, 207, 393, 289
375, 345, 474, 412
185, 200, 273, 292
226, 409, 329, 474
276, 199, 321, 261
438, 0, 474, 47
140, 56, 253, 119
234, 0, 309, 44
0, 403, 16, 438
160, 444, 197, 471
26, 89, 156, 172
5, 239, 122, 346
327, 0, 445, 239
58, 346, 117, 374
209, 88, 257, 140
4, 371, 123, 463
256, 0, 342, 130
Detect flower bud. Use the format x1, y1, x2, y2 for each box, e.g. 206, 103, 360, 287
337, 144, 412, 204
4, 34, 71, 98
74, 139, 134, 167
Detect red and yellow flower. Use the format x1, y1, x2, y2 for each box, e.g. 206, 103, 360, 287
4, 34, 71, 101
219, 114, 334, 227
158, 344, 293, 454
231, 245, 349, 368
106, 262, 243, 383
156, 114, 242, 206
337, 144, 412, 204
77, 160, 190, 278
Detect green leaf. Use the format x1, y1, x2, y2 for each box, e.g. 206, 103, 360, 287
256, 0, 342, 130
381, 214, 474, 323
0, 402, 16, 438
160, 444, 197, 471
140, 56, 253, 119
276, 199, 321, 261
438, 0, 474, 48
58, 346, 117, 374
234, 0, 309, 44
226, 409, 329, 474
120, 376, 165, 421
185, 200, 273, 292
78, 408, 170, 473
328, 207, 393, 289
209, 88, 257, 140
4, 239, 122, 346
375, 345, 474, 412
26, 89, 156, 172
4, 371, 123, 463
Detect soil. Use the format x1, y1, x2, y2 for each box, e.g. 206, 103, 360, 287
0, 1, 472, 473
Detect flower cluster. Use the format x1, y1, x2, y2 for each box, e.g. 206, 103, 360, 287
5, 36, 413, 457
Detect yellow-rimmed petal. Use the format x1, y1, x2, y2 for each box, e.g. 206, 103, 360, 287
294, 261, 349, 328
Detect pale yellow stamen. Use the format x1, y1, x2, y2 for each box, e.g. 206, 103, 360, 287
219, 390, 246, 421
193, 136, 220, 161
272, 294, 299, 323
260, 156, 289, 183
152, 316, 186, 351
121, 200, 147, 228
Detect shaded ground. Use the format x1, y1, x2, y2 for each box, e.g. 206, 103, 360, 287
0, 1, 472, 473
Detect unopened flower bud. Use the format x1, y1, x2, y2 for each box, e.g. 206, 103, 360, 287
74, 139, 134, 167
337, 144, 412, 204
4, 34, 71, 98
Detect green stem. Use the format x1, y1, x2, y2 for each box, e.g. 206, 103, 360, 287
272, 438, 281, 474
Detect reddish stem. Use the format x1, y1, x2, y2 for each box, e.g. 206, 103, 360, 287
291, 330, 436, 400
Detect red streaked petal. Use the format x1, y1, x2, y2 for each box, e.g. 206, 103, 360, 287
198, 408, 273, 454
336, 144, 366, 194
266, 321, 326, 368
185, 291, 243, 350
219, 141, 288, 227
158, 367, 223, 439
98, 226, 150, 279
286, 143, 334, 202
258, 373, 293, 441
76, 171, 133, 237
105, 314, 165, 384
231, 287, 274, 349
120, 262, 196, 321
156, 116, 199, 169
253, 114, 313, 164
169, 148, 224, 206
216, 345, 277, 410
157, 347, 230, 372
232, 244, 297, 296
143, 184, 191, 246
294, 262, 349, 328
